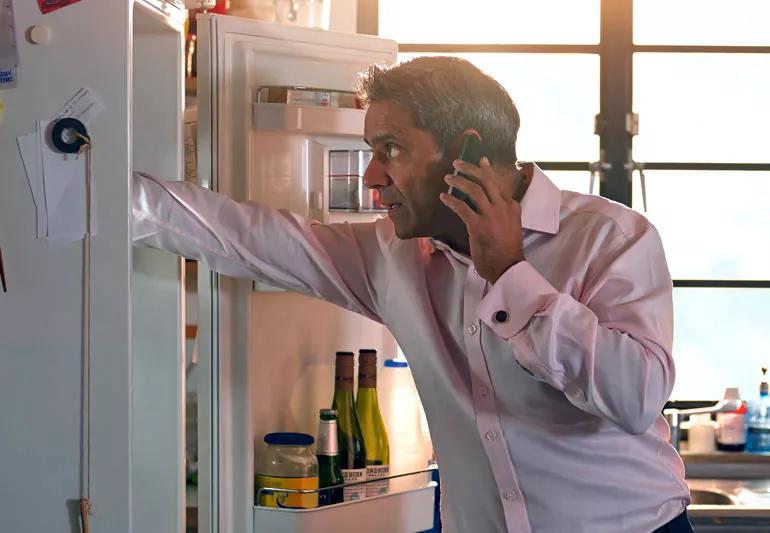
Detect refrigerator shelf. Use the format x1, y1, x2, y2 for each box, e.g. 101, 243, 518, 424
253, 470, 437, 532
252, 102, 365, 137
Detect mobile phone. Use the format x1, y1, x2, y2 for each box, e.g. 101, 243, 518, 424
448, 134, 485, 212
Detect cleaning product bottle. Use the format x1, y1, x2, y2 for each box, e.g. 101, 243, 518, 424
716, 387, 747, 452
745, 368, 770, 453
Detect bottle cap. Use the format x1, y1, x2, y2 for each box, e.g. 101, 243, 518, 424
264, 432, 314, 446
319, 409, 338, 420
723, 387, 741, 401
359, 349, 378, 366
335, 351, 354, 367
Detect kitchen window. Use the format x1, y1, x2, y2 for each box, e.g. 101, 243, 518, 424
364, 0, 770, 400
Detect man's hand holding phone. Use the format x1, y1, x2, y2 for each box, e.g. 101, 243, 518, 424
440, 146, 526, 284
447, 134, 485, 212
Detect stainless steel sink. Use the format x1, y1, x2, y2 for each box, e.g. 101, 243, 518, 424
689, 489, 736, 505
682, 458, 770, 528
686, 479, 770, 529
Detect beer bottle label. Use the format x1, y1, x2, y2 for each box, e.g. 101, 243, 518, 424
365, 464, 390, 497
341, 468, 367, 501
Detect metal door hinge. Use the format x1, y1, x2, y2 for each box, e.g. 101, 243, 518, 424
588, 149, 612, 195
625, 159, 647, 212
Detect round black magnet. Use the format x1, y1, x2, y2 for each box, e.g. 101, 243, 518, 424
51, 117, 89, 154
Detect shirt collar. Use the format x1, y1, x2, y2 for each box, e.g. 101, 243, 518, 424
427, 238, 473, 265
519, 162, 561, 235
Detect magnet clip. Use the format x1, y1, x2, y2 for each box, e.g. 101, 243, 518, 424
51, 117, 89, 154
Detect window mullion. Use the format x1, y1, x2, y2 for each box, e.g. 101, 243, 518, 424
599, 0, 634, 206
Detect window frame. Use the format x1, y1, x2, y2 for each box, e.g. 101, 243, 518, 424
361, 0, 770, 290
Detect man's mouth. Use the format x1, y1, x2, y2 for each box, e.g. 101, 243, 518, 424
383, 201, 403, 212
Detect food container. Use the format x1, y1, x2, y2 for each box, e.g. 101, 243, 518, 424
255, 432, 319, 509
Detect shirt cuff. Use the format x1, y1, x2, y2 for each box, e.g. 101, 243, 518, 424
477, 261, 558, 339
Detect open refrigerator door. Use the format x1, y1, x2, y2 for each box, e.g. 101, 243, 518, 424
194, 14, 435, 533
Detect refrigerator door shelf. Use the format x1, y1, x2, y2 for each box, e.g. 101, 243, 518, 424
253, 482, 436, 533
252, 102, 365, 137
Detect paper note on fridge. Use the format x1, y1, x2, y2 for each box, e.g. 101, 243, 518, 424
0, 0, 19, 88
16, 132, 47, 238
37, 120, 90, 241
56, 87, 104, 125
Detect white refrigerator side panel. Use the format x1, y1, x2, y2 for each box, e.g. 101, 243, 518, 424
130, 11, 186, 533
0, 1, 132, 532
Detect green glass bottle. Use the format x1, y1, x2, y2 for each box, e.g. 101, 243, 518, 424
316, 409, 344, 506
356, 349, 390, 497
331, 351, 367, 501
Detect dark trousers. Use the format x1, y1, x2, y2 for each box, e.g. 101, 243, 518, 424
652, 511, 694, 533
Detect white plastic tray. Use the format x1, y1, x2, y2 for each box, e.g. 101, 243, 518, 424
252, 481, 436, 532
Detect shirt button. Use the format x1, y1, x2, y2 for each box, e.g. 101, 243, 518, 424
503, 491, 516, 501
494, 310, 509, 323
485, 431, 497, 441
467, 323, 478, 335
479, 385, 489, 397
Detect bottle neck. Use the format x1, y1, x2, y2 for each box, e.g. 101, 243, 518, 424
317, 419, 339, 456
358, 364, 377, 389
334, 360, 355, 393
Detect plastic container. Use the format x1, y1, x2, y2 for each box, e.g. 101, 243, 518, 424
746, 368, 770, 453
255, 432, 319, 509
716, 386, 747, 451
378, 359, 433, 478
688, 413, 716, 453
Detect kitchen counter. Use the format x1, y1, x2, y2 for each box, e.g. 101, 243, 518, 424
681, 450, 770, 478
681, 452, 770, 531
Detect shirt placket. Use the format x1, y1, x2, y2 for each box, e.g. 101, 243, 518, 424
463, 266, 532, 533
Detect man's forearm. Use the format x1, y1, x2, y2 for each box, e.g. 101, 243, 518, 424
131, 172, 386, 321
477, 228, 675, 435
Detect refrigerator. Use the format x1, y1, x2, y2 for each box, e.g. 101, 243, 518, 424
0, 2, 433, 532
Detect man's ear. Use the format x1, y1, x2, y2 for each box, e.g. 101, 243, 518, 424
460, 128, 481, 142
446, 128, 482, 160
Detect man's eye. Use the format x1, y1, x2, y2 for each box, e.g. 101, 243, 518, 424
385, 144, 401, 160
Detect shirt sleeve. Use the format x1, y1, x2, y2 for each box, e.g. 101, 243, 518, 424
477, 225, 675, 435
131, 171, 388, 323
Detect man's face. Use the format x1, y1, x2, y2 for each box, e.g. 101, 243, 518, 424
363, 100, 456, 239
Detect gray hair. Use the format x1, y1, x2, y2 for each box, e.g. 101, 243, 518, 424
355, 56, 520, 165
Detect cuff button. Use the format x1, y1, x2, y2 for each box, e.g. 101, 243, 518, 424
494, 310, 509, 323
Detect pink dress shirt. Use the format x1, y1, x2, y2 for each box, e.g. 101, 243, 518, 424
132, 163, 689, 532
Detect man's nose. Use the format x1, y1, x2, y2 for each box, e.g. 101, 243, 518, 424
363, 158, 391, 189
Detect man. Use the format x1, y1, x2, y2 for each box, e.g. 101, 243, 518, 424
133, 57, 692, 532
